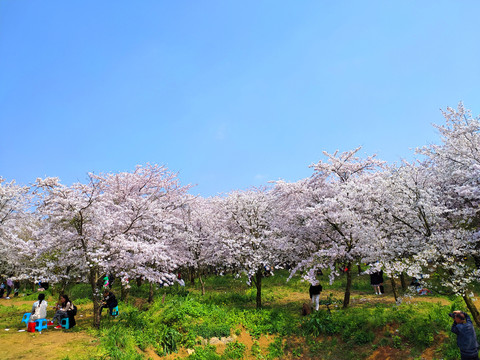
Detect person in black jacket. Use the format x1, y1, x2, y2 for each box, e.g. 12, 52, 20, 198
309, 282, 323, 311
370, 270, 384, 295
450, 311, 479, 360
99, 290, 118, 316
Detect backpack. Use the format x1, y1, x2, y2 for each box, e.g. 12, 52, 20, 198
302, 302, 311, 316
71, 304, 77, 316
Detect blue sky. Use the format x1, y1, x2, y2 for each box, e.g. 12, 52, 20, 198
1, 1, 479, 197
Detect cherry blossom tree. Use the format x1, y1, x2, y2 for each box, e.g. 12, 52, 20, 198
409, 104, 480, 326
34, 164, 191, 327
277, 147, 385, 308
177, 195, 219, 295
211, 188, 279, 308
360, 162, 443, 301
0, 178, 32, 278
91, 165, 191, 301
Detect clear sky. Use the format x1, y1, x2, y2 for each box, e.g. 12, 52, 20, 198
1, 1, 479, 197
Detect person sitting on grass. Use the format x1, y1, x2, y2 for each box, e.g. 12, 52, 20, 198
99, 290, 118, 316
30, 293, 48, 322
49, 294, 73, 329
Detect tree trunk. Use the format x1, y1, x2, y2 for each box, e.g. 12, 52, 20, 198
190, 267, 195, 286
121, 282, 129, 302
357, 264, 362, 275
255, 269, 262, 309
400, 273, 407, 291
89, 267, 101, 329
463, 294, 480, 328
60, 266, 72, 295
473, 255, 480, 270
136, 277, 143, 288
199, 273, 205, 296
50, 283, 57, 298
390, 276, 398, 302
148, 282, 154, 303
343, 263, 352, 309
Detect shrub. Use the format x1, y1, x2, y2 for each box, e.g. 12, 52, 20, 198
266, 337, 284, 360
223, 341, 247, 359
68, 283, 93, 300
100, 326, 144, 360
302, 310, 338, 337
74, 297, 92, 305
351, 330, 375, 345
193, 323, 231, 339
188, 345, 221, 360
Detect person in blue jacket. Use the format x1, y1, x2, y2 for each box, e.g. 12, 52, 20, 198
450, 310, 479, 360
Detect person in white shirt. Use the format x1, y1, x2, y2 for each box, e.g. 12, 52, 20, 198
30, 293, 48, 321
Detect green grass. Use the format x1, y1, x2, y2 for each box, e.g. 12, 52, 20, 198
2, 269, 467, 359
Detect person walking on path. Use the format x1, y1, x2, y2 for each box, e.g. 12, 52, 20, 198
370, 270, 384, 295
450, 310, 479, 360
309, 282, 322, 311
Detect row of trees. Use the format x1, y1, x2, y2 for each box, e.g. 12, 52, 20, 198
1, 104, 479, 327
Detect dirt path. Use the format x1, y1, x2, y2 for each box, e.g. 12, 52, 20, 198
0, 330, 99, 360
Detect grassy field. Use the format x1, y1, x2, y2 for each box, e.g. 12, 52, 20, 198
0, 271, 474, 359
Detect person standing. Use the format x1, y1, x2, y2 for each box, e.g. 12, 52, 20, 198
450, 311, 479, 360
370, 270, 384, 295
13, 281, 20, 297
6, 278, 13, 299
309, 282, 322, 311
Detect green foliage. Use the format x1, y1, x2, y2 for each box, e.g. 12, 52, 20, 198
0, 303, 24, 328
204, 290, 256, 306
160, 296, 209, 326
351, 329, 375, 345
194, 323, 231, 339
266, 337, 284, 360
250, 341, 263, 359
21, 291, 52, 300
301, 301, 456, 355
240, 308, 295, 337
74, 297, 91, 305
438, 334, 461, 360
103, 304, 181, 356
392, 335, 402, 349
223, 341, 247, 359
394, 302, 450, 347
68, 283, 92, 300
99, 326, 144, 360
159, 283, 190, 297
302, 310, 338, 337
88, 271, 469, 360
188, 345, 221, 360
